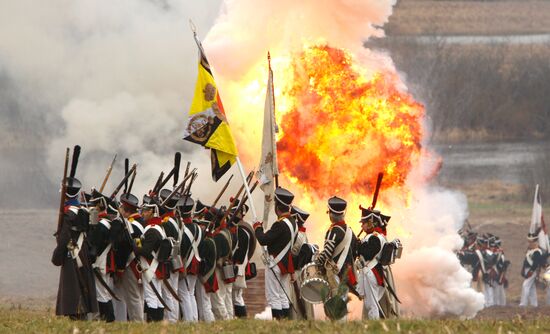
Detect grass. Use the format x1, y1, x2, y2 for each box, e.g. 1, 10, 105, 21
2, 308, 550, 334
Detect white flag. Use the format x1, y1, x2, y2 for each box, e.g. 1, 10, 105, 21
257, 56, 279, 225
530, 184, 549, 251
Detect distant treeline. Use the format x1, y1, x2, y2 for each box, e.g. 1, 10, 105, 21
369, 38, 550, 142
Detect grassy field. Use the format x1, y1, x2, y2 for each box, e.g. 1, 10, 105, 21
2, 307, 550, 334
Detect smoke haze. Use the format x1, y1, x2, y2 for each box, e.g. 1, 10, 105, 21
0, 0, 484, 317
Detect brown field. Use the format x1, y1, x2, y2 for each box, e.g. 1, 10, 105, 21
387, 0, 550, 35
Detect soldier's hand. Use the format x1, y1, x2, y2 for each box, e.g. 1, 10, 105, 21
253, 221, 262, 230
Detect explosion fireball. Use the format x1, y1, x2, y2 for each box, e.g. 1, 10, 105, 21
277, 44, 424, 201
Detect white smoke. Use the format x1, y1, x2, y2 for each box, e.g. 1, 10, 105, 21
0, 0, 241, 200
205, 0, 485, 318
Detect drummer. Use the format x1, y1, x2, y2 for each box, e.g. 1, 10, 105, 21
316, 196, 358, 318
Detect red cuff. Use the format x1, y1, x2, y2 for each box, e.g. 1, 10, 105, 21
253, 222, 263, 230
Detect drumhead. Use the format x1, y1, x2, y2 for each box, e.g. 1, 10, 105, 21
301, 278, 330, 304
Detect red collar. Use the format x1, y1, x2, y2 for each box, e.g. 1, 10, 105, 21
129, 213, 141, 220
161, 211, 175, 221
373, 227, 386, 236
181, 217, 193, 224
147, 217, 162, 226
330, 220, 346, 228
279, 213, 291, 219
98, 211, 108, 219
299, 226, 306, 233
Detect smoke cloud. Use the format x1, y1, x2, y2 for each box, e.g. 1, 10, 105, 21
0, 0, 234, 202
205, 0, 484, 318
1, 0, 484, 317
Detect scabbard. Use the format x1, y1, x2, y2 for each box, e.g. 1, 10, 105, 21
163, 277, 183, 302
93, 268, 121, 301
150, 280, 171, 312
292, 280, 308, 318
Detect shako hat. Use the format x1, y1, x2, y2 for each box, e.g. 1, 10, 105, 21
177, 196, 195, 215
90, 189, 109, 208
328, 196, 347, 214
120, 193, 139, 210
194, 199, 209, 215
274, 187, 294, 209
142, 194, 157, 208
527, 232, 539, 241
106, 198, 119, 215
65, 177, 82, 198
230, 198, 249, 215
291, 205, 310, 225
359, 206, 382, 225
159, 188, 181, 210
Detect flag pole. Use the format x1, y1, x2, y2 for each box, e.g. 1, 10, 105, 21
236, 156, 258, 222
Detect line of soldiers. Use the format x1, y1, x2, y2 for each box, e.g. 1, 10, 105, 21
255, 188, 402, 321
457, 231, 509, 307
52, 155, 257, 322
51, 152, 402, 322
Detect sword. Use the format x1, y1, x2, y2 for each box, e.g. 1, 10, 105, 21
163, 277, 183, 302
93, 268, 121, 301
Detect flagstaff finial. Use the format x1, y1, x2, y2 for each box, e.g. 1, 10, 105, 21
189, 19, 197, 35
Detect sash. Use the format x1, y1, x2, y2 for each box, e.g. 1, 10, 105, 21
332, 225, 353, 272
140, 224, 166, 283
183, 225, 202, 268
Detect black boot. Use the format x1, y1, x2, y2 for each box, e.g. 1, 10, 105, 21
234, 305, 247, 318
271, 308, 282, 320
281, 308, 290, 319
104, 300, 115, 322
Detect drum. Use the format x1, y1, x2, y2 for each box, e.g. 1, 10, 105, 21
299, 262, 330, 304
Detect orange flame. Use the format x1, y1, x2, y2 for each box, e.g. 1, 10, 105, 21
277, 45, 424, 202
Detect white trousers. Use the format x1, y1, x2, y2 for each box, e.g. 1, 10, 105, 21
162, 273, 180, 322
493, 283, 506, 306
210, 267, 232, 320
265, 266, 290, 310
357, 269, 384, 320
178, 274, 198, 321
112, 277, 127, 321
233, 286, 245, 307
483, 282, 494, 307
196, 280, 215, 322
143, 276, 163, 309
520, 275, 538, 307
122, 269, 144, 321
95, 271, 113, 303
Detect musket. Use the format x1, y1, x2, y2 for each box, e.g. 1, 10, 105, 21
211, 174, 234, 207
369, 172, 384, 210
151, 171, 165, 195
154, 154, 182, 193
180, 161, 191, 195
358, 172, 384, 238
127, 165, 137, 194
160, 169, 197, 207
99, 154, 117, 193
123, 158, 129, 193
173, 152, 181, 189
110, 164, 137, 199
69, 145, 81, 179
56, 148, 70, 236
218, 172, 253, 224
223, 180, 258, 226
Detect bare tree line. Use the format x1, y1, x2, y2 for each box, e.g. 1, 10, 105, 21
370, 38, 550, 142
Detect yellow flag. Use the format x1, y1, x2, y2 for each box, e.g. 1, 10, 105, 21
184, 43, 238, 181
